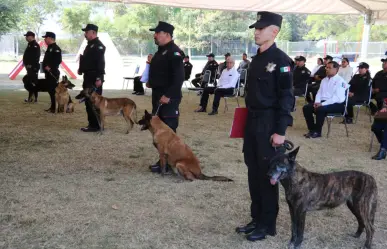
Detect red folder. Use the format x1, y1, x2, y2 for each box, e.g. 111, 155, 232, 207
229, 107, 248, 138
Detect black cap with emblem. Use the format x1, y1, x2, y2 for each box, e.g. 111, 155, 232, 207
24, 31, 35, 37
149, 21, 175, 36
206, 53, 215, 58
42, 32, 56, 39
249, 11, 283, 29
295, 56, 306, 62
82, 24, 98, 32
358, 62, 369, 69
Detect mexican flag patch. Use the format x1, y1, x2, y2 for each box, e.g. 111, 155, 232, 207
280, 66, 291, 73
174, 52, 181, 56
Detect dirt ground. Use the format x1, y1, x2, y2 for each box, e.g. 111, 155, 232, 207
0, 89, 387, 249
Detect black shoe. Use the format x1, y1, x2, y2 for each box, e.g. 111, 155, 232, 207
136, 92, 145, 95
340, 118, 353, 124
132, 91, 138, 95
208, 110, 218, 115
45, 108, 55, 113
372, 148, 386, 160
246, 227, 276, 241
236, 221, 257, 234
308, 132, 322, 139
81, 127, 99, 132
149, 162, 171, 173
194, 107, 206, 113
303, 131, 313, 138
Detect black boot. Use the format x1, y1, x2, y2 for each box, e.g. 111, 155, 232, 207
149, 161, 171, 173
372, 148, 386, 160
235, 220, 257, 234
246, 226, 276, 241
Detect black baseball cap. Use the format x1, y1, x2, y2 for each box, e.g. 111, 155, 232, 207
249, 11, 283, 29
149, 21, 174, 36
224, 52, 231, 57
42, 32, 56, 39
381, 58, 387, 62
206, 53, 215, 58
24, 31, 35, 37
324, 55, 333, 61
82, 24, 98, 32
184, 55, 189, 59
358, 62, 369, 69
295, 56, 306, 62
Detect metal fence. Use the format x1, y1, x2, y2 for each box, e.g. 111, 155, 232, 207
1, 34, 387, 60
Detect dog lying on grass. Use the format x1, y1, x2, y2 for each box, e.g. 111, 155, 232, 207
138, 110, 233, 182
267, 146, 377, 249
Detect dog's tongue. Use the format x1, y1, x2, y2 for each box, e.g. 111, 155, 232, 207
270, 178, 277, 185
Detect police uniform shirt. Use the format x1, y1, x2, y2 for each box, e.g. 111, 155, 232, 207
148, 40, 185, 98
42, 43, 62, 71
184, 61, 193, 78
202, 60, 219, 74
293, 65, 311, 88
218, 67, 239, 89
315, 74, 347, 106
245, 43, 294, 135
349, 73, 371, 101
79, 38, 106, 78
372, 70, 387, 92
23, 40, 40, 69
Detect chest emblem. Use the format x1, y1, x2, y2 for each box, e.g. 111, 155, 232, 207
162, 50, 168, 55
91, 44, 94, 48
49, 48, 52, 52
266, 62, 276, 73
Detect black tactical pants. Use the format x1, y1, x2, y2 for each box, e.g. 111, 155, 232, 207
243, 109, 279, 230
26, 68, 39, 101
45, 71, 59, 110
152, 89, 180, 132
83, 73, 103, 128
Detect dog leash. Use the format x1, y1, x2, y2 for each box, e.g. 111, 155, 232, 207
273, 139, 294, 152
154, 104, 163, 116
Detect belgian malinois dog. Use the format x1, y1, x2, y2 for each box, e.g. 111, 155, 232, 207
55, 76, 75, 113
75, 88, 137, 134
138, 110, 232, 182
267, 146, 378, 249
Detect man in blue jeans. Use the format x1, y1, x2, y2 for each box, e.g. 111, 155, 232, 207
303, 61, 348, 138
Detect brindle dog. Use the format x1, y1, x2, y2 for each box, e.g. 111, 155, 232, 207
268, 146, 378, 249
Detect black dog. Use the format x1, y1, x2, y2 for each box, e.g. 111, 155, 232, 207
23, 75, 75, 102
267, 146, 378, 249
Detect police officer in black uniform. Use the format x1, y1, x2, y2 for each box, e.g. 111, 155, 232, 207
183, 55, 193, 81
191, 53, 218, 88
293, 56, 311, 96
23, 31, 41, 102
236, 11, 294, 242
147, 21, 185, 173
370, 58, 387, 114
78, 24, 106, 132
42, 32, 62, 113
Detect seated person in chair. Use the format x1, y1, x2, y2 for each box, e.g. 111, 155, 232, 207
302, 61, 347, 138
338, 57, 353, 83
237, 53, 250, 73
370, 58, 387, 114
191, 53, 218, 88
194, 56, 239, 115
342, 62, 371, 123
371, 100, 387, 160
293, 56, 311, 96
306, 55, 332, 103
217, 52, 231, 78
132, 53, 152, 95
183, 55, 193, 81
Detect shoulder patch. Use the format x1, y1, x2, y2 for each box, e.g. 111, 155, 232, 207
55, 50, 60, 52
99, 46, 103, 50
280, 66, 291, 73
174, 52, 181, 56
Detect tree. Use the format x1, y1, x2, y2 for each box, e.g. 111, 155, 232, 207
19, 0, 58, 37
277, 19, 292, 41
0, 0, 25, 35
61, 4, 92, 38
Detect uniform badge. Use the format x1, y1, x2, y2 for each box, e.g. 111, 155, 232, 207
174, 52, 181, 56
99, 46, 103, 50
280, 66, 291, 73
162, 50, 168, 55
50, 48, 52, 52
55, 50, 60, 52
91, 44, 94, 48
302, 70, 305, 73
265, 62, 276, 73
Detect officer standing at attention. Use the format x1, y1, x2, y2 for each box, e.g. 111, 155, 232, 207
147, 21, 185, 173
42, 32, 62, 113
23, 31, 41, 102
235, 11, 294, 241
78, 24, 106, 132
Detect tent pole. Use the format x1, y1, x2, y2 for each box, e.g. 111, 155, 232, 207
360, 11, 372, 60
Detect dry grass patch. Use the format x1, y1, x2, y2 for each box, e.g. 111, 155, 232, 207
0, 90, 386, 249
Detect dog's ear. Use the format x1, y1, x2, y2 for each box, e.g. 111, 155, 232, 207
145, 110, 149, 115
288, 146, 300, 162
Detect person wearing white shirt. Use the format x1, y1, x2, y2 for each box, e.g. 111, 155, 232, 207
132, 53, 152, 95
310, 58, 324, 77
194, 56, 239, 115
302, 61, 348, 138
338, 57, 353, 83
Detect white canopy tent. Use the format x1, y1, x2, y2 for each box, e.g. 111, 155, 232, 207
91, 0, 387, 59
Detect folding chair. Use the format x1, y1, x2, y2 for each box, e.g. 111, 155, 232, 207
326, 88, 350, 138
222, 72, 242, 113
237, 69, 248, 97
293, 83, 309, 112
187, 70, 211, 96
353, 79, 373, 123
122, 65, 140, 90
